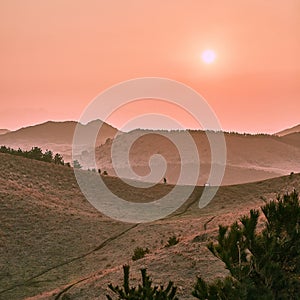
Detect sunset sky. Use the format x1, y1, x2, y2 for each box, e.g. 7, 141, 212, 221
0, 1, 299, 133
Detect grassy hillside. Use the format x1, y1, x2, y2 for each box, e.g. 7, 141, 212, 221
0, 129, 10, 135
1, 123, 300, 186
276, 124, 300, 136
0, 120, 119, 162
0, 153, 299, 299
92, 130, 300, 185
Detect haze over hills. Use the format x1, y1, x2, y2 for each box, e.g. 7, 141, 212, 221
0, 152, 299, 299
0, 129, 10, 135
0, 120, 119, 162
88, 129, 300, 186
276, 124, 300, 136
0, 120, 300, 185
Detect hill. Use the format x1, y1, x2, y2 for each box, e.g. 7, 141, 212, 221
0, 129, 10, 135
1, 153, 299, 299
276, 124, 300, 136
1, 122, 300, 186
0, 120, 119, 162
88, 129, 300, 186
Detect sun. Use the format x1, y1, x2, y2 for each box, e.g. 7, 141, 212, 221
201, 49, 216, 64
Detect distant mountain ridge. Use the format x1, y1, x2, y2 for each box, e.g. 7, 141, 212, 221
0, 120, 120, 161
89, 129, 300, 186
276, 124, 300, 136
1, 121, 299, 185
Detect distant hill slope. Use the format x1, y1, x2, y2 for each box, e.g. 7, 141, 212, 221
1, 153, 300, 299
0, 120, 119, 161
0, 129, 10, 135
89, 130, 300, 186
276, 124, 300, 136
1, 122, 300, 186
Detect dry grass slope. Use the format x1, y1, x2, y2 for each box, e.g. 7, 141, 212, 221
0, 153, 299, 299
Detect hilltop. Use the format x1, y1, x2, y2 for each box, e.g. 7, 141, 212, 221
276, 124, 300, 136
0, 129, 10, 135
1, 121, 300, 186
1, 153, 300, 299
91, 129, 300, 186
0, 120, 119, 162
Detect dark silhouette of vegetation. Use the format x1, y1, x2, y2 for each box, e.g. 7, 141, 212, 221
132, 247, 149, 261
165, 235, 179, 247
73, 159, 82, 169
0, 145, 65, 165
106, 265, 178, 300
54, 153, 64, 165
103, 170, 108, 176
193, 190, 300, 299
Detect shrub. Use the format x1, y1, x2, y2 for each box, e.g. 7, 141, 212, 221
192, 190, 300, 299
132, 247, 149, 261
165, 235, 179, 247
106, 265, 178, 299
73, 159, 82, 169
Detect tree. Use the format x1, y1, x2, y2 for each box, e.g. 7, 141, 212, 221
192, 190, 300, 299
106, 265, 178, 300
28, 146, 43, 160
54, 153, 64, 165
73, 159, 82, 169
0, 145, 66, 165
43, 149, 53, 163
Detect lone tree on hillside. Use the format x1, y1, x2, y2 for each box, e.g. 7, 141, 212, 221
73, 159, 82, 169
193, 190, 300, 299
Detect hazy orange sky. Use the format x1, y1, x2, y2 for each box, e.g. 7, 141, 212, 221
0, 1, 299, 133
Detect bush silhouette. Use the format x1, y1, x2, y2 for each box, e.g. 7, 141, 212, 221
73, 159, 82, 169
192, 190, 300, 299
106, 265, 178, 299
132, 247, 149, 261
165, 236, 179, 247
43, 149, 53, 162
54, 153, 64, 165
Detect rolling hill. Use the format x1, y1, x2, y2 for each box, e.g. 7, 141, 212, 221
1, 121, 300, 186
0, 152, 299, 299
0, 120, 119, 162
0, 129, 10, 135
276, 124, 300, 136
87, 129, 300, 186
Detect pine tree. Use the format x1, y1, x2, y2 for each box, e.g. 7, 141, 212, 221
193, 190, 300, 299
43, 149, 53, 163
107, 265, 178, 300
72, 159, 82, 169
54, 153, 64, 165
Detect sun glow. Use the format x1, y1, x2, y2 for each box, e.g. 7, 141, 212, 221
201, 49, 216, 64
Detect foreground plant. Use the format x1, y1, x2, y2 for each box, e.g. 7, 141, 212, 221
193, 190, 300, 299
106, 265, 178, 300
